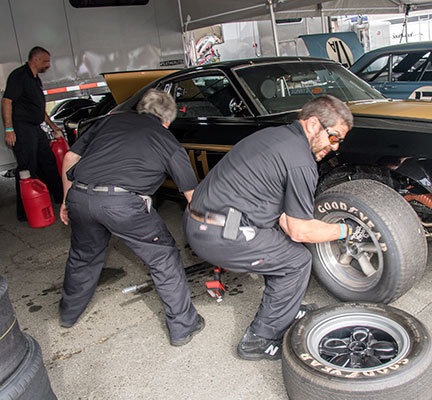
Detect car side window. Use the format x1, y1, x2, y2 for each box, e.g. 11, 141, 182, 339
160, 75, 248, 118
362, 52, 432, 83
396, 51, 432, 82
359, 55, 390, 82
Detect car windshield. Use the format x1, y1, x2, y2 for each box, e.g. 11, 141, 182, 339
234, 61, 385, 115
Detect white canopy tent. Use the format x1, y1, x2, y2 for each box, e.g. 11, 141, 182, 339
178, 0, 432, 31
264, 0, 432, 18
177, 0, 432, 58
177, 0, 329, 31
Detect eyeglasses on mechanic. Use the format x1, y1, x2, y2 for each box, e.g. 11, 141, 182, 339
317, 118, 344, 145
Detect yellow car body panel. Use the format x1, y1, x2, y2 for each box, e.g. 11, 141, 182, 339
102, 69, 179, 104
347, 100, 432, 121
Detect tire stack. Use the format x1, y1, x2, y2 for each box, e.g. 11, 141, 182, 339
0, 276, 56, 400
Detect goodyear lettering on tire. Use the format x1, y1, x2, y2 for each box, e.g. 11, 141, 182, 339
300, 352, 409, 378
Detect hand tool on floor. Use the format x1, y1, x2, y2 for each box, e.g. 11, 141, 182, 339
122, 261, 213, 294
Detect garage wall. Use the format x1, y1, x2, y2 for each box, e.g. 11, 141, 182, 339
0, 0, 22, 95
0, 0, 185, 94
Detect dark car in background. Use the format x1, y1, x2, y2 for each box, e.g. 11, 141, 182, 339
50, 94, 115, 145
350, 41, 432, 100
82, 57, 432, 305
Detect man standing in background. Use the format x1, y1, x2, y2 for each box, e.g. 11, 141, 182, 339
2, 46, 63, 221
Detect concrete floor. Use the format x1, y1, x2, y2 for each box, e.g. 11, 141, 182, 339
1, 174, 431, 400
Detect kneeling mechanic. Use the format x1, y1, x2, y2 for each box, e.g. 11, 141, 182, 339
184, 95, 354, 360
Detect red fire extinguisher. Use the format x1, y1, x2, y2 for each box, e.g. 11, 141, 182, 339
50, 136, 69, 176
19, 170, 56, 228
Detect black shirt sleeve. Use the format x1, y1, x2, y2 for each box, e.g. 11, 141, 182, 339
283, 166, 317, 220
3, 69, 23, 101
167, 147, 198, 192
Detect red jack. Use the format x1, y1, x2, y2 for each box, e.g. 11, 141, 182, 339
205, 267, 226, 302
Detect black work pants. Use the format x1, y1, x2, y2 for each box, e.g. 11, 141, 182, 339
13, 121, 62, 219
60, 185, 198, 340
184, 212, 312, 340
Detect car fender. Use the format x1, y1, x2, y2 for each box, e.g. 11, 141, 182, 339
395, 158, 432, 193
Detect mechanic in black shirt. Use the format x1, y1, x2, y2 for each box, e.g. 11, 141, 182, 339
59, 89, 204, 345
184, 95, 354, 360
1, 46, 63, 221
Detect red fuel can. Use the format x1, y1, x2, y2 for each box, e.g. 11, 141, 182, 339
19, 171, 56, 228
50, 137, 69, 176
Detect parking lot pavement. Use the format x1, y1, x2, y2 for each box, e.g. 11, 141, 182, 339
1, 174, 432, 400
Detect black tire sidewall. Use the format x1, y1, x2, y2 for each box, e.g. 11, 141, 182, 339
0, 276, 27, 384
0, 334, 57, 400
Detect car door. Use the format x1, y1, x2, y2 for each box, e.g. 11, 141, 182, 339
357, 53, 406, 98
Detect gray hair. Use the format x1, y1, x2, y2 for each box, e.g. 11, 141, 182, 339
136, 89, 177, 123
28, 46, 50, 61
299, 94, 353, 130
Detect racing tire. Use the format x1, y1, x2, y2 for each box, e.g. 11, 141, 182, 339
0, 334, 57, 400
309, 179, 426, 303
0, 277, 27, 384
282, 303, 432, 400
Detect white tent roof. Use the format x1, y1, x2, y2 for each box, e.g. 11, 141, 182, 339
178, 0, 432, 30
177, 0, 333, 30
271, 0, 432, 18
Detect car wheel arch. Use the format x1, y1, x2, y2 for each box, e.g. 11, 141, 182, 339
316, 164, 399, 195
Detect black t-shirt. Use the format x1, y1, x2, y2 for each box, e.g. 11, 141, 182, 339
3, 63, 45, 125
191, 121, 318, 228
68, 112, 197, 195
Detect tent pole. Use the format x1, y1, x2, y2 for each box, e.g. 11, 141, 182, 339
268, 0, 280, 56
177, 0, 190, 66
318, 3, 327, 33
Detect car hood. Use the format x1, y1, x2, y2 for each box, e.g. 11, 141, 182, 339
102, 69, 179, 104
347, 99, 432, 121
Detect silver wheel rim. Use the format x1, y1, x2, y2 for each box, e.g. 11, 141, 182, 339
306, 311, 410, 372
316, 211, 384, 293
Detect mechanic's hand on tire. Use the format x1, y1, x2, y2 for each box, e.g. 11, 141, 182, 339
344, 220, 369, 244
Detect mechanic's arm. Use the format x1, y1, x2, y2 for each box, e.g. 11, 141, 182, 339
1, 97, 15, 147
59, 150, 81, 225
279, 213, 347, 243
183, 190, 194, 203
45, 112, 64, 138
168, 147, 198, 205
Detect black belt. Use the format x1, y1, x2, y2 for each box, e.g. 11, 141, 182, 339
75, 182, 129, 193
189, 207, 226, 227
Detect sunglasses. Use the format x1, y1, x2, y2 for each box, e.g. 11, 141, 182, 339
318, 118, 344, 145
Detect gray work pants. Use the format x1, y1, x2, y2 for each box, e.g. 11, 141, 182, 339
184, 212, 311, 340
60, 185, 198, 340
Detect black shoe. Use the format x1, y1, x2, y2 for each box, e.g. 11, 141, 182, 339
17, 215, 27, 222
237, 327, 282, 361
59, 316, 76, 328
170, 314, 205, 346
60, 320, 75, 328
294, 303, 318, 320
